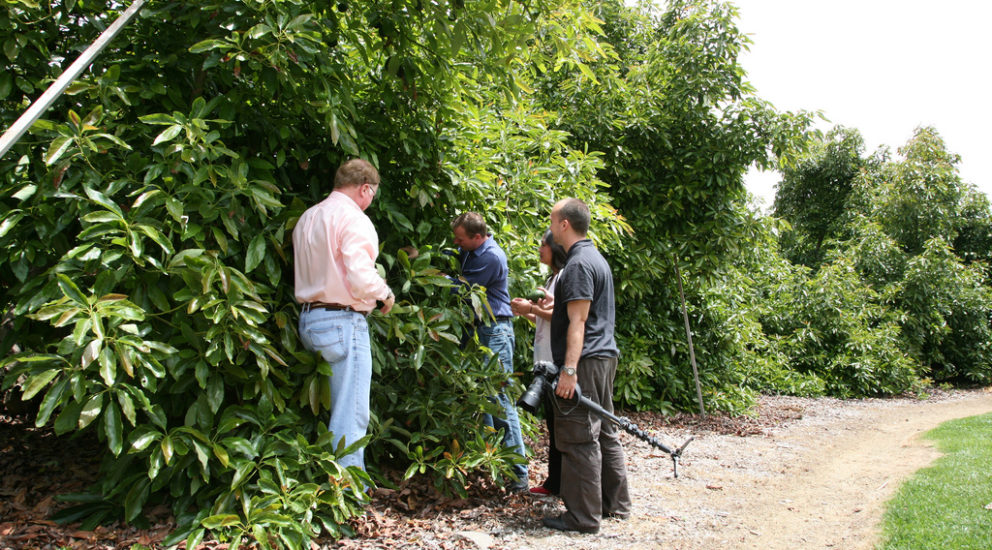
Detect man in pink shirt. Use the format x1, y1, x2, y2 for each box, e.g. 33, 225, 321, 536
293, 158, 395, 475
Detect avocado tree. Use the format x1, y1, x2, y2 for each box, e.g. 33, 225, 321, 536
0, 0, 628, 546
773, 126, 879, 269
532, 0, 815, 411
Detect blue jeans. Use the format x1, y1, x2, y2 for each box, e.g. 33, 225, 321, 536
476, 319, 528, 483
299, 309, 372, 472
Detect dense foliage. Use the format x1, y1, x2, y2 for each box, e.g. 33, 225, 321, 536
772, 127, 992, 393
3, 0, 990, 546
529, 0, 816, 413
0, 0, 628, 545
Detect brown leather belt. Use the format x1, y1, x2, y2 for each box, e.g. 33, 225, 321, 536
301, 302, 369, 316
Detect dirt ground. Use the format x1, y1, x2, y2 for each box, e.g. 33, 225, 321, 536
3, 388, 992, 549
483, 387, 992, 550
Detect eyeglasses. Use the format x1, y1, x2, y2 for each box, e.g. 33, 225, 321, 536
365, 183, 378, 199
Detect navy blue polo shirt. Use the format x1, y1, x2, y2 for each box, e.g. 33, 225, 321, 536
457, 236, 512, 318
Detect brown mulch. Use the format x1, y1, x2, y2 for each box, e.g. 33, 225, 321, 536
0, 398, 819, 550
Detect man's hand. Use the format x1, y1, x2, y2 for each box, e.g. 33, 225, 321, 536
380, 292, 395, 314
399, 245, 419, 260
555, 368, 577, 399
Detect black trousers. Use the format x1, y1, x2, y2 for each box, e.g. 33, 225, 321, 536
542, 393, 562, 494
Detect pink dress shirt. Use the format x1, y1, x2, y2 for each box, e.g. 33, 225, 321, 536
293, 191, 391, 312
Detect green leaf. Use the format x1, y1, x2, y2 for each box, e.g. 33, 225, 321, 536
166, 197, 184, 222
12, 184, 36, 201
98, 345, 116, 385
4, 38, 19, 61
248, 24, 272, 39
78, 393, 104, 429
212, 443, 230, 468
129, 427, 160, 453
206, 375, 224, 413
84, 187, 125, 218
245, 234, 266, 273
82, 105, 103, 126
152, 125, 182, 146
95, 133, 132, 150
54, 400, 83, 435
0, 72, 12, 99
81, 339, 101, 369
57, 274, 89, 306
202, 514, 241, 529
132, 189, 161, 210
134, 224, 175, 254
191, 96, 207, 118
45, 136, 73, 165
249, 185, 283, 208
161, 436, 174, 464
138, 113, 176, 125
117, 390, 136, 426
104, 400, 123, 455
186, 529, 205, 550
390, 209, 415, 232
124, 479, 149, 522
0, 212, 23, 238
36, 378, 67, 427
189, 38, 233, 53
21, 370, 59, 400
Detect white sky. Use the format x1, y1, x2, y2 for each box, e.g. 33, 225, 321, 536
733, 0, 992, 211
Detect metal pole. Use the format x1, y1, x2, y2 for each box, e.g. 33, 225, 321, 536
674, 259, 706, 415
0, 0, 147, 160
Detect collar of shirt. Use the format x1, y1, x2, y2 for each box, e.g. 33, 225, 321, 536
458, 235, 512, 318
472, 234, 496, 256
567, 238, 594, 258
325, 190, 361, 211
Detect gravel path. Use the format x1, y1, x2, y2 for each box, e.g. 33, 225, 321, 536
439, 388, 992, 550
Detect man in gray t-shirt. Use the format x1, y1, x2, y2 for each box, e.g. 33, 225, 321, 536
549, 239, 619, 366
542, 198, 630, 535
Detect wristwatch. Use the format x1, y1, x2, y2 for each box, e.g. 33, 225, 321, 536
563, 366, 577, 376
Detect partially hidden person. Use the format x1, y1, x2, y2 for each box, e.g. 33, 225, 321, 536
510, 229, 567, 497
450, 212, 530, 492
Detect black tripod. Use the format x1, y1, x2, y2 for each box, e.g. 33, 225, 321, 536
555, 385, 694, 478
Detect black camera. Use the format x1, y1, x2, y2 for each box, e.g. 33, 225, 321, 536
517, 361, 559, 414
517, 362, 694, 478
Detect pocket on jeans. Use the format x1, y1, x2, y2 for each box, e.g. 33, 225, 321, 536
307, 323, 347, 363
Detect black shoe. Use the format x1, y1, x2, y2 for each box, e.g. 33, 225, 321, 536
542, 515, 599, 534
603, 511, 629, 520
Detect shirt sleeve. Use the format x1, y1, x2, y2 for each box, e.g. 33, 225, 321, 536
559, 263, 594, 304
337, 214, 391, 301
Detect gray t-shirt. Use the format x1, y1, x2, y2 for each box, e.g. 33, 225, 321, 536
550, 239, 619, 366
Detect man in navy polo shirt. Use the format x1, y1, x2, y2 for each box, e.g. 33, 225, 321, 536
542, 198, 630, 534
451, 212, 529, 492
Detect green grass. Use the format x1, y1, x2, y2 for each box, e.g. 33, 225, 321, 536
878, 412, 992, 550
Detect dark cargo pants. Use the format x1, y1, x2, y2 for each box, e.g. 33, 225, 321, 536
552, 355, 631, 531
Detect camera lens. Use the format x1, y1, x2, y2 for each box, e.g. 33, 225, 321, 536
516, 377, 545, 414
